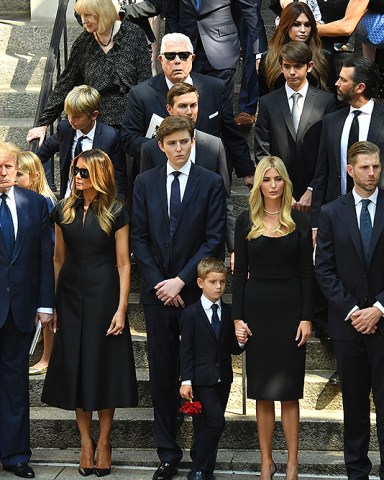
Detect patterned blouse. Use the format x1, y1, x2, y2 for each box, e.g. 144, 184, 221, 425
38, 19, 152, 128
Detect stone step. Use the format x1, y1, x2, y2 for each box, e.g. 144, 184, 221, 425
29, 406, 379, 452
0, 52, 47, 87
28, 447, 383, 477
0, 117, 34, 149
0, 0, 30, 17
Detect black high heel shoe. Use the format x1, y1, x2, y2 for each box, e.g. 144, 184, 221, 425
78, 439, 95, 476
95, 444, 112, 477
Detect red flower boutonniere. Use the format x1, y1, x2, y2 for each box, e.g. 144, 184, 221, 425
180, 399, 202, 416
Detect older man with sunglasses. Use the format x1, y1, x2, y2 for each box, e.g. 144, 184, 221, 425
121, 32, 255, 189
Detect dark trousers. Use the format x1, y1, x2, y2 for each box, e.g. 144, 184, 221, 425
191, 383, 230, 475
333, 333, 384, 480
144, 304, 184, 465
0, 313, 32, 466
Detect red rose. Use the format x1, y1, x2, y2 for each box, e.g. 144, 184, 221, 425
180, 399, 202, 416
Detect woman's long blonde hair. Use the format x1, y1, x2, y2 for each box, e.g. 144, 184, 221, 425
17, 151, 56, 204
75, 0, 118, 34
61, 149, 121, 235
264, 2, 329, 92
247, 156, 295, 240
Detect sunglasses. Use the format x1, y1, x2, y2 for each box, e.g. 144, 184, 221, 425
72, 166, 90, 179
163, 51, 192, 61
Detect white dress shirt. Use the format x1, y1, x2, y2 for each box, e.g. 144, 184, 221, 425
285, 81, 309, 119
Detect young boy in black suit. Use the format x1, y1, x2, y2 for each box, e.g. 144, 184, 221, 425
37, 85, 126, 199
179, 258, 243, 480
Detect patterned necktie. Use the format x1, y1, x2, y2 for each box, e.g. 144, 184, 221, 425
74, 135, 87, 158
360, 199, 372, 266
169, 171, 181, 237
0, 193, 15, 257
291, 93, 302, 134
211, 303, 220, 338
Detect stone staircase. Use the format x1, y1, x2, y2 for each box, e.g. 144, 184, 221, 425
0, 2, 380, 477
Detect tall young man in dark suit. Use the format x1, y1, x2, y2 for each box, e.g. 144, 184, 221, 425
315, 141, 384, 480
255, 41, 337, 214
131, 116, 226, 480
0, 141, 54, 479
180, 258, 243, 480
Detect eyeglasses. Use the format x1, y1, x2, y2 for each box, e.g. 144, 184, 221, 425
162, 51, 192, 61
72, 166, 90, 179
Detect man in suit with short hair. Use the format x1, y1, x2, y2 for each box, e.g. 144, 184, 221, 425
131, 116, 226, 480
315, 141, 384, 480
121, 32, 255, 188
0, 141, 54, 479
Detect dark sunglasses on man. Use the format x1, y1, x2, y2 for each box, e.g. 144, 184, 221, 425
72, 166, 90, 179
162, 51, 192, 61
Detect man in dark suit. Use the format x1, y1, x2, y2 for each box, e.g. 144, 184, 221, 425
255, 41, 337, 213
164, 0, 240, 101
179, 258, 243, 480
315, 141, 384, 480
131, 116, 226, 480
121, 32, 255, 188
311, 57, 384, 229
36, 85, 126, 199
140, 82, 235, 255
0, 141, 54, 479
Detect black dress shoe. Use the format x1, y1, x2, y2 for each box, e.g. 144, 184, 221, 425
329, 370, 340, 385
3, 463, 35, 478
153, 462, 178, 480
187, 470, 206, 480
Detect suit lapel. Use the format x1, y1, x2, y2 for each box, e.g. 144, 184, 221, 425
173, 163, 200, 235
296, 86, 316, 141
191, 74, 207, 131
152, 75, 170, 117
195, 134, 207, 168
197, 301, 217, 340
156, 165, 169, 227
12, 188, 28, 262
369, 190, 384, 264
342, 193, 365, 267
93, 121, 103, 148
333, 108, 349, 176
367, 103, 384, 144
277, 89, 296, 140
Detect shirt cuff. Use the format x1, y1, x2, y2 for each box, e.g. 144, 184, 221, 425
345, 305, 358, 321
373, 301, 384, 316
37, 307, 53, 314
181, 380, 192, 386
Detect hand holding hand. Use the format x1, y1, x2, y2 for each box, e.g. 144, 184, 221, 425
155, 277, 185, 305
234, 320, 252, 344
350, 307, 381, 334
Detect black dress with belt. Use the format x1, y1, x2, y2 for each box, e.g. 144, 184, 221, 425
232, 210, 313, 400
42, 201, 138, 411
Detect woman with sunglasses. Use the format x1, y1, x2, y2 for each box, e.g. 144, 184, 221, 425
42, 149, 137, 477
27, 0, 151, 146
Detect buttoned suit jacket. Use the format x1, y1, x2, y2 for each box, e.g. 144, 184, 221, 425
140, 130, 235, 250
37, 119, 127, 199
120, 71, 254, 178
315, 189, 384, 341
0, 187, 54, 332
311, 103, 384, 227
254, 84, 337, 200
130, 162, 227, 306
165, 0, 240, 70
180, 299, 243, 386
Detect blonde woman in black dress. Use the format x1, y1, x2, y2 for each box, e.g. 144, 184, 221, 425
232, 157, 313, 480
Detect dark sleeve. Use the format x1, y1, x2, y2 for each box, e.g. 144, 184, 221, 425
50, 201, 63, 225
36, 131, 60, 163
231, 210, 250, 320
140, 141, 156, 172
122, 0, 162, 19
113, 204, 130, 233
179, 307, 196, 382
108, 132, 128, 200
164, 0, 180, 33
258, 53, 269, 97
324, 50, 337, 93
38, 198, 55, 308
254, 96, 272, 163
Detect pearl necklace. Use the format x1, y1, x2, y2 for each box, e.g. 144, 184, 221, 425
263, 208, 281, 215
95, 25, 114, 47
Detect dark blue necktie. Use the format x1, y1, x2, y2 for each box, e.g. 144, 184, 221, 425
0, 193, 15, 257
74, 135, 87, 158
360, 199, 372, 265
195, 0, 201, 11
211, 303, 220, 338
170, 171, 181, 237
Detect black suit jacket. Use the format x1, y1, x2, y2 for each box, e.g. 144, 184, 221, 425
315, 189, 384, 340
311, 103, 384, 226
37, 119, 127, 199
120, 71, 254, 178
180, 299, 243, 386
140, 130, 235, 251
130, 162, 227, 306
254, 84, 337, 200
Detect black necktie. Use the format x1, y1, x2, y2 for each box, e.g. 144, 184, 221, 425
211, 303, 220, 338
74, 135, 87, 158
360, 199, 372, 266
169, 171, 181, 237
347, 111, 361, 192
0, 193, 15, 257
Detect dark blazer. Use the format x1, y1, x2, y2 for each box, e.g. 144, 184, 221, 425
120, 71, 255, 178
37, 119, 127, 199
311, 103, 384, 226
180, 299, 243, 386
0, 187, 55, 333
140, 130, 235, 251
165, 0, 240, 70
130, 162, 227, 306
255, 84, 337, 200
315, 189, 384, 341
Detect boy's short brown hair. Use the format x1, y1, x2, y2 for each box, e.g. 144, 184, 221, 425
197, 257, 226, 280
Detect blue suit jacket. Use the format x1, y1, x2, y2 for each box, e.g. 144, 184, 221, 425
0, 187, 54, 333
130, 162, 227, 305
37, 119, 127, 199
